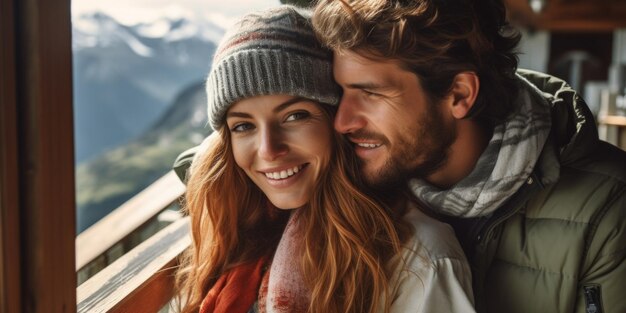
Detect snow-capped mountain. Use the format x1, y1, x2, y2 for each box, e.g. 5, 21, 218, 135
72, 11, 223, 163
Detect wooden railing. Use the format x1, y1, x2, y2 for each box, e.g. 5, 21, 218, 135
76, 171, 186, 283
77, 217, 190, 313
76, 171, 190, 312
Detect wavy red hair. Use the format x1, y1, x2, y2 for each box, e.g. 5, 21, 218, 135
175, 105, 409, 313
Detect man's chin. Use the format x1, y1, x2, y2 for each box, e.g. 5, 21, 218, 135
361, 163, 387, 186
361, 163, 407, 197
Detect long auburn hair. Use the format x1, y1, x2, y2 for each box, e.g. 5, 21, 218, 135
175, 105, 410, 313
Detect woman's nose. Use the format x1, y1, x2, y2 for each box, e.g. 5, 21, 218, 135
258, 126, 289, 161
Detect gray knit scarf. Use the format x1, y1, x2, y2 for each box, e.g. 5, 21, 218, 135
409, 74, 553, 218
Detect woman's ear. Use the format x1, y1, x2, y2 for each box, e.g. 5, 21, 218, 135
449, 72, 479, 119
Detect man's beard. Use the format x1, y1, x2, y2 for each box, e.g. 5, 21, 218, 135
362, 106, 456, 197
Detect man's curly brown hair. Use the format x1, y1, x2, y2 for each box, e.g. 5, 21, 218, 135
313, 0, 521, 126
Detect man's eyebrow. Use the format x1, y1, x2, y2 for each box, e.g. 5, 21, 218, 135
345, 82, 389, 90
226, 97, 309, 119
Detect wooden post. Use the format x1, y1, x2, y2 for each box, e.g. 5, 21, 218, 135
10, 0, 76, 311
0, 0, 22, 311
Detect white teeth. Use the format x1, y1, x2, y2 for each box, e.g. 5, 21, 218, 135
357, 143, 381, 148
265, 165, 303, 180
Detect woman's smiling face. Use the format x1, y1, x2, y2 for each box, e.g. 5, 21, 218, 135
226, 94, 333, 210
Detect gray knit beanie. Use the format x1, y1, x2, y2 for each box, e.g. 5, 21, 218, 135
206, 5, 341, 130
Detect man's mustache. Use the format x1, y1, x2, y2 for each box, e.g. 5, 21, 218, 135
345, 130, 388, 144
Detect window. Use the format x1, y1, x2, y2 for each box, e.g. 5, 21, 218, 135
70, 0, 281, 291
71, 1, 281, 234
2, 0, 282, 311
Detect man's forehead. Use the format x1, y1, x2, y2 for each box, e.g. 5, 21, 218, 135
333, 49, 400, 67
333, 50, 414, 88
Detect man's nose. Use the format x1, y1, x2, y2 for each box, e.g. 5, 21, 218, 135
334, 95, 366, 134
258, 126, 288, 161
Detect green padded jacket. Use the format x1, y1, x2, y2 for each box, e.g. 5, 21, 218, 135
444, 69, 626, 313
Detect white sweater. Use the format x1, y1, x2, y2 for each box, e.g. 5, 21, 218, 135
386, 205, 475, 313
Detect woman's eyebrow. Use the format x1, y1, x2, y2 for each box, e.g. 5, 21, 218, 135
226, 111, 251, 119
273, 97, 308, 113
226, 97, 309, 119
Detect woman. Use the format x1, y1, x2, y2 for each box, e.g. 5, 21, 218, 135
175, 5, 474, 313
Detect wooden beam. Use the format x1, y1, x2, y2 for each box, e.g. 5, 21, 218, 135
15, 0, 76, 312
0, 0, 22, 311
599, 114, 626, 127
505, 0, 626, 31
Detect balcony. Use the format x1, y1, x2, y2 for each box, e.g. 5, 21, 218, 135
3, 1, 626, 312
76, 171, 188, 313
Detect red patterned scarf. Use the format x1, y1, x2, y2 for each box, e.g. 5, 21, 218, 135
199, 255, 269, 313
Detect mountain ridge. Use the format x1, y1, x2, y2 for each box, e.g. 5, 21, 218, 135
73, 11, 219, 232
72, 11, 221, 163
76, 81, 210, 233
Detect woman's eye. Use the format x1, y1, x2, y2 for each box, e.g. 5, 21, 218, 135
231, 122, 254, 132
285, 111, 310, 122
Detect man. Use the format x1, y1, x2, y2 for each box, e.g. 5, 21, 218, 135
312, 0, 626, 312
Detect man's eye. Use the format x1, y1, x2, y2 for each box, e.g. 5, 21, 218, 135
285, 111, 310, 122
362, 90, 379, 97
231, 122, 254, 132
